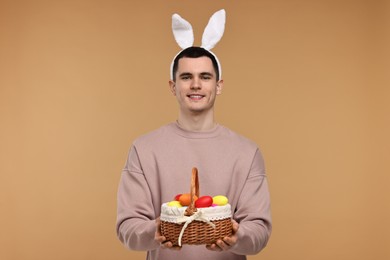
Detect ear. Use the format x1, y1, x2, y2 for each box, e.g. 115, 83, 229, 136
169, 80, 176, 96
201, 9, 226, 50
216, 79, 224, 95
172, 14, 194, 49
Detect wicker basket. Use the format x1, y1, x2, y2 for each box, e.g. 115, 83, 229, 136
160, 167, 232, 246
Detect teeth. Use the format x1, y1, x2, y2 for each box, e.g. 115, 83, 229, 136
189, 95, 202, 98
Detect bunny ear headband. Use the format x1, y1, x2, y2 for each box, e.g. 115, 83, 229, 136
170, 9, 226, 80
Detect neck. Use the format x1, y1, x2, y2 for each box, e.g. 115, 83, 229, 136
177, 110, 216, 131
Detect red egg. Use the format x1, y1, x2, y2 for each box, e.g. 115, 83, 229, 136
195, 196, 213, 208
174, 194, 182, 201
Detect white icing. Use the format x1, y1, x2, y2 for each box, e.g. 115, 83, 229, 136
160, 203, 232, 223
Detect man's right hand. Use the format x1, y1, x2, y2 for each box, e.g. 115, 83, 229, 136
155, 217, 181, 250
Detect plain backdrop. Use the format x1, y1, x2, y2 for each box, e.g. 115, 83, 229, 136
1, 0, 389, 259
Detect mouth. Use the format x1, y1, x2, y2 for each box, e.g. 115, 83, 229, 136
187, 94, 205, 101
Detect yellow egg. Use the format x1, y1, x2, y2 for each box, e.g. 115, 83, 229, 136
167, 201, 182, 207
212, 195, 228, 206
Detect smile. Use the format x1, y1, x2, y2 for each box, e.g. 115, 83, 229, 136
187, 94, 205, 100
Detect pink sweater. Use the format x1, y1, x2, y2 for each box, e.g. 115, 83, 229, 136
116, 122, 272, 260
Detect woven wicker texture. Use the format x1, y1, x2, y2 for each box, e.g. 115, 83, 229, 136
161, 218, 232, 245
160, 167, 233, 246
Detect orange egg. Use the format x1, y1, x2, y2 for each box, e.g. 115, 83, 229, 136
179, 193, 198, 206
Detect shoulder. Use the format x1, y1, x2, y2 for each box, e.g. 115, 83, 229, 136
219, 125, 259, 151
132, 123, 175, 148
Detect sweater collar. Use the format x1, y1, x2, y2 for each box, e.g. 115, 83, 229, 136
171, 121, 222, 139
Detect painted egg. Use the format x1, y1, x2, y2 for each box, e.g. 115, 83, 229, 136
174, 194, 182, 201
195, 196, 213, 208
212, 195, 228, 206
167, 201, 182, 207
179, 193, 198, 206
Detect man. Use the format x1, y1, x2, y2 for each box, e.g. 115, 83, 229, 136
117, 9, 271, 260
116, 46, 272, 260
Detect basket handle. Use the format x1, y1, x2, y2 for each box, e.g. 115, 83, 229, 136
184, 167, 199, 216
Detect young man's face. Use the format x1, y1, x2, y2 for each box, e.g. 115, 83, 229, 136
169, 56, 223, 115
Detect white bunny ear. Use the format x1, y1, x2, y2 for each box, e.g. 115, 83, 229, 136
172, 13, 194, 49
201, 9, 226, 50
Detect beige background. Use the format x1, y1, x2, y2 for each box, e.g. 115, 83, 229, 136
1, 0, 389, 259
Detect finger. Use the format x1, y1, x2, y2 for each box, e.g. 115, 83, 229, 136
231, 219, 239, 233
155, 230, 161, 236
223, 235, 237, 246
216, 239, 230, 251
223, 237, 232, 246
155, 218, 162, 237
206, 243, 222, 251
155, 235, 166, 243
170, 245, 182, 251
161, 241, 181, 251
160, 241, 172, 249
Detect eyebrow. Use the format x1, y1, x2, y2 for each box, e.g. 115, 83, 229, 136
179, 72, 192, 78
178, 72, 214, 78
200, 72, 214, 78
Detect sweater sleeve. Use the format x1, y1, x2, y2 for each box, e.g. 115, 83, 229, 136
229, 149, 272, 255
116, 145, 160, 251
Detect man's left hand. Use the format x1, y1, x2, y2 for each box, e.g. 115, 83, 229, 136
206, 219, 239, 251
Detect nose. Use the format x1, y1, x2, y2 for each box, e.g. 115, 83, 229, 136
190, 77, 201, 90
